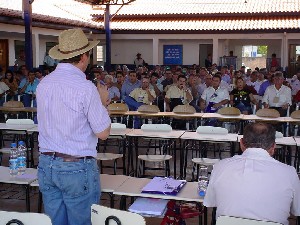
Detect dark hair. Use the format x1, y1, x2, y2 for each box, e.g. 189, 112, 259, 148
213, 74, 221, 81
151, 72, 159, 78
60, 51, 89, 64
177, 74, 187, 81
242, 123, 275, 150
5, 70, 14, 83
129, 70, 136, 75
116, 71, 123, 76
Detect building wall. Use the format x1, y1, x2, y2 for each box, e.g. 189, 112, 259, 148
1, 23, 300, 71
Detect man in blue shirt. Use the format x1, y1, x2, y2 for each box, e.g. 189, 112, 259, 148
121, 70, 141, 101
19, 70, 39, 107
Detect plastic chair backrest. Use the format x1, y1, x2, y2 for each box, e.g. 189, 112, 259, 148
91, 204, 146, 225
0, 210, 52, 225
173, 105, 196, 114
111, 123, 126, 131
137, 104, 160, 113
6, 119, 34, 125
3, 101, 24, 108
196, 126, 228, 134
141, 124, 172, 132
256, 108, 280, 118
218, 107, 241, 116
291, 110, 300, 119
216, 216, 282, 225
107, 103, 128, 112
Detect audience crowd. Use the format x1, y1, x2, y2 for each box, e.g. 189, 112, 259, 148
1, 60, 300, 125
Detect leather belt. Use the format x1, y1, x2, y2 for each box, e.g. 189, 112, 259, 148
41, 152, 94, 162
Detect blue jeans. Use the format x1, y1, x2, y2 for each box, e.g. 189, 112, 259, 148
38, 154, 101, 225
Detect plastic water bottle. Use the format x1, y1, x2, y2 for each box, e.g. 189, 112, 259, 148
198, 166, 208, 197
17, 141, 27, 175
9, 143, 18, 177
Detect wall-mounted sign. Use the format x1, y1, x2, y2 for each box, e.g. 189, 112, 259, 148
163, 45, 183, 65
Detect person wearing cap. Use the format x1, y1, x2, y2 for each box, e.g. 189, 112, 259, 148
134, 52, 145, 68
204, 123, 300, 225
36, 28, 111, 225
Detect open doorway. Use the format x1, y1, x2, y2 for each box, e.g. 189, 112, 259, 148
289, 44, 300, 76
0, 39, 8, 73
199, 44, 213, 67
242, 45, 267, 70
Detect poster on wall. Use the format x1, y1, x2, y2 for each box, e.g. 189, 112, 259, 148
163, 45, 183, 65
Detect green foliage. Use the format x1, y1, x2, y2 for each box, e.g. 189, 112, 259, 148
257, 46, 268, 56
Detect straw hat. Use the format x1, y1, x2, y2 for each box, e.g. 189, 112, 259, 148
49, 28, 99, 60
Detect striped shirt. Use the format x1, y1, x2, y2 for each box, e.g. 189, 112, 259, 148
37, 63, 111, 157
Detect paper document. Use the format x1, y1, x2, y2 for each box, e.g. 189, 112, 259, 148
141, 176, 187, 196
128, 197, 169, 216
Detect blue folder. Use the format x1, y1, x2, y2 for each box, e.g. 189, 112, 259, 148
141, 177, 187, 196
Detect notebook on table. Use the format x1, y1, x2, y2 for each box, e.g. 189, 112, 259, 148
141, 176, 187, 196
128, 197, 169, 217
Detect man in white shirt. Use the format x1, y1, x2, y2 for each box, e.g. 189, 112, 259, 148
204, 123, 300, 225
262, 71, 292, 117
200, 74, 229, 113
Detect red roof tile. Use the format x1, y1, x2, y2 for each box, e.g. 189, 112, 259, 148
0, 0, 102, 28
103, 0, 300, 16
107, 16, 300, 31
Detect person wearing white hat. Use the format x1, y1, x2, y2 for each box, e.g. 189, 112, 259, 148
36, 28, 111, 225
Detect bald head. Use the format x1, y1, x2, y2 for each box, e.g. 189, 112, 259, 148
241, 123, 276, 151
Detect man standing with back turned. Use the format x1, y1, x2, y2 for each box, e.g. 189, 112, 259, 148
204, 123, 300, 225
37, 29, 111, 225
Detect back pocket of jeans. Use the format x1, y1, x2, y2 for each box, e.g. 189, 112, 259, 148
56, 169, 89, 198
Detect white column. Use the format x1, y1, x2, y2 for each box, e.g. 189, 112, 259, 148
282, 32, 288, 71
32, 33, 39, 68
8, 39, 15, 66
212, 38, 219, 65
152, 37, 159, 65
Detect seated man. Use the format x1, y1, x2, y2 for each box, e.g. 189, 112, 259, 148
121, 70, 141, 101
19, 69, 39, 107
126, 76, 156, 110
165, 75, 193, 129
200, 74, 229, 113
204, 123, 300, 225
104, 75, 120, 103
165, 75, 193, 112
262, 71, 292, 117
125, 77, 156, 128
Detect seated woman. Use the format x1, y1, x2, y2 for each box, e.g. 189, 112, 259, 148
230, 77, 258, 114
2, 70, 19, 101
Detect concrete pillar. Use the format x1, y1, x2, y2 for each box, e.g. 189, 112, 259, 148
281, 32, 288, 71
153, 37, 159, 65
32, 33, 39, 67
212, 38, 219, 65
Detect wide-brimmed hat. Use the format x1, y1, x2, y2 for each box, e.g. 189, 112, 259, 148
49, 28, 99, 60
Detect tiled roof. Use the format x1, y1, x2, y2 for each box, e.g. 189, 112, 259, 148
0, 0, 102, 29
99, 0, 300, 16
107, 16, 300, 31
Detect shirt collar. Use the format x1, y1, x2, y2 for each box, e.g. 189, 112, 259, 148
242, 148, 275, 161
56, 63, 86, 79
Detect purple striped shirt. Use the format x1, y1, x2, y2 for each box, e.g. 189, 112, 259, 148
37, 63, 111, 157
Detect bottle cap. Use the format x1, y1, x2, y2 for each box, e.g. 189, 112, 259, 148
18, 141, 25, 145
199, 190, 206, 197
10, 143, 17, 148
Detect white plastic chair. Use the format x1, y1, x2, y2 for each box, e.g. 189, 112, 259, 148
0, 119, 35, 166
138, 124, 173, 177
96, 123, 127, 175
0, 210, 52, 225
184, 126, 227, 180
216, 215, 282, 225
91, 204, 145, 225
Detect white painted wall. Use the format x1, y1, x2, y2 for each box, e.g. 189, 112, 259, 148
2, 22, 300, 71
